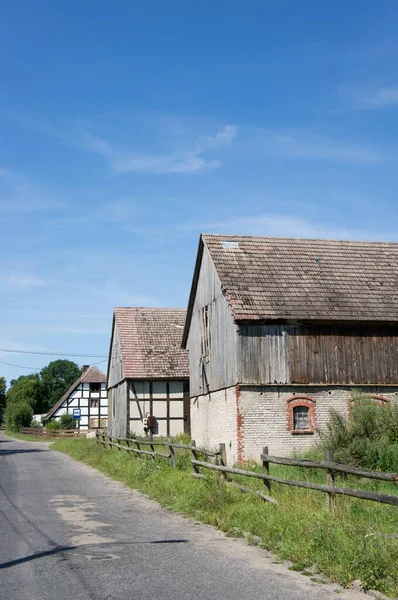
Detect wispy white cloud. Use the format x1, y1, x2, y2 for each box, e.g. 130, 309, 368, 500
197, 125, 237, 148
259, 129, 391, 165
32, 119, 237, 175
202, 213, 395, 242
362, 87, 398, 108
4, 274, 47, 288
339, 84, 398, 110
121, 210, 395, 244
0, 167, 64, 213
76, 124, 237, 174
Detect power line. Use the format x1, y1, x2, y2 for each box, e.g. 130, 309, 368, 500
0, 348, 107, 358
0, 357, 107, 372
0, 359, 40, 370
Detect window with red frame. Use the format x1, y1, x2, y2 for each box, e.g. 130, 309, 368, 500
293, 405, 310, 430
287, 396, 316, 434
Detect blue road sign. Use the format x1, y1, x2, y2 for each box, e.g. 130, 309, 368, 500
72, 408, 81, 420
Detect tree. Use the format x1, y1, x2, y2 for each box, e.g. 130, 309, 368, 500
0, 377, 6, 424
6, 402, 33, 431
6, 374, 41, 411
39, 360, 81, 412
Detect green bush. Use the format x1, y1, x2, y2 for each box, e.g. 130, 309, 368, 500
5, 402, 33, 431
319, 393, 398, 471
59, 413, 75, 430
31, 419, 43, 428
46, 420, 60, 430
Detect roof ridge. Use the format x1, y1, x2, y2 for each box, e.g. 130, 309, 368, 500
114, 306, 187, 311
202, 233, 398, 245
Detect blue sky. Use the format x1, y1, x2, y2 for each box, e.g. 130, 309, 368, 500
1, 0, 398, 385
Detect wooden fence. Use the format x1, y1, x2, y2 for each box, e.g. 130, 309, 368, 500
20, 427, 88, 438
96, 432, 219, 464
96, 434, 398, 511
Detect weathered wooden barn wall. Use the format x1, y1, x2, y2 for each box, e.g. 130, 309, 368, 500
186, 246, 238, 396
289, 325, 398, 384
239, 324, 398, 385
239, 324, 292, 384
108, 323, 124, 388
108, 381, 128, 438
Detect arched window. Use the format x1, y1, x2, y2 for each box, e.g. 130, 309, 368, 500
287, 396, 316, 434
293, 405, 309, 430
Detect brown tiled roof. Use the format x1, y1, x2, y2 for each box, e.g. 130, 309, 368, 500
201, 234, 398, 322
44, 366, 106, 421
114, 307, 189, 379
80, 366, 107, 384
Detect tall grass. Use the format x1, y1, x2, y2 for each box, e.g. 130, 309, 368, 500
318, 392, 398, 472
53, 438, 398, 597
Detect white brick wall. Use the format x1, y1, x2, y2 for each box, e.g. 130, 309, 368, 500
240, 385, 398, 460
191, 387, 238, 465
190, 384, 398, 464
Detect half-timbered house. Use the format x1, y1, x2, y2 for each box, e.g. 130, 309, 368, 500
107, 307, 190, 438
44, 365, 108, 430
182, 234, 398, 463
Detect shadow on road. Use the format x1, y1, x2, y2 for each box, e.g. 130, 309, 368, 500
0, 546, 76, 569
0, 448, 46, 456
0, 539, 189, 569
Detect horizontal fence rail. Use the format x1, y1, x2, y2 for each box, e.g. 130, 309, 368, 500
96, 433, 220, 468
192, 459, 398, 507
95, 435, 398, 511
261, 453, 398, 483
20, 427, 88, 437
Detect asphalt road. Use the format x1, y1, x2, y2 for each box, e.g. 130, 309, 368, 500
0, 432, 368, 600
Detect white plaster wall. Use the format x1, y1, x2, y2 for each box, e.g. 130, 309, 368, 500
190, 387, 238, 464
239, 386, 398, 460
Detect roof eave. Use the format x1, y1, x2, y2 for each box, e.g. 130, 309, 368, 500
106, 312, 116, 387
181, 235, 205, 348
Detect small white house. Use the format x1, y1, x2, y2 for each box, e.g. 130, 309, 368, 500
44, 365, 108, 430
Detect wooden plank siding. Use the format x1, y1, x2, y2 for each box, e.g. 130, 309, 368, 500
239, 324, 398, 385
186, 246, 238, 396
108, 322, 124, 388
239, 325, 292, 384
289, 325, 398, 384
108, 380, 128, 438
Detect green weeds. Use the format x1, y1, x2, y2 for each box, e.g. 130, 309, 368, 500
53, 438, 398, 597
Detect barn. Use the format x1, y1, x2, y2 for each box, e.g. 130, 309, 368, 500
107, 307, 190, 438
182, 234, 398, 464
44, 365, 108, 430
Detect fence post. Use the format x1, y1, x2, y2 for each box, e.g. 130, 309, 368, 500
191, 439, 200, 475
262, 446, 271, 495
219, 443, 228, 483
327, 450, 336, 514
150, 441, 156, 460
168, 438, 176, 468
